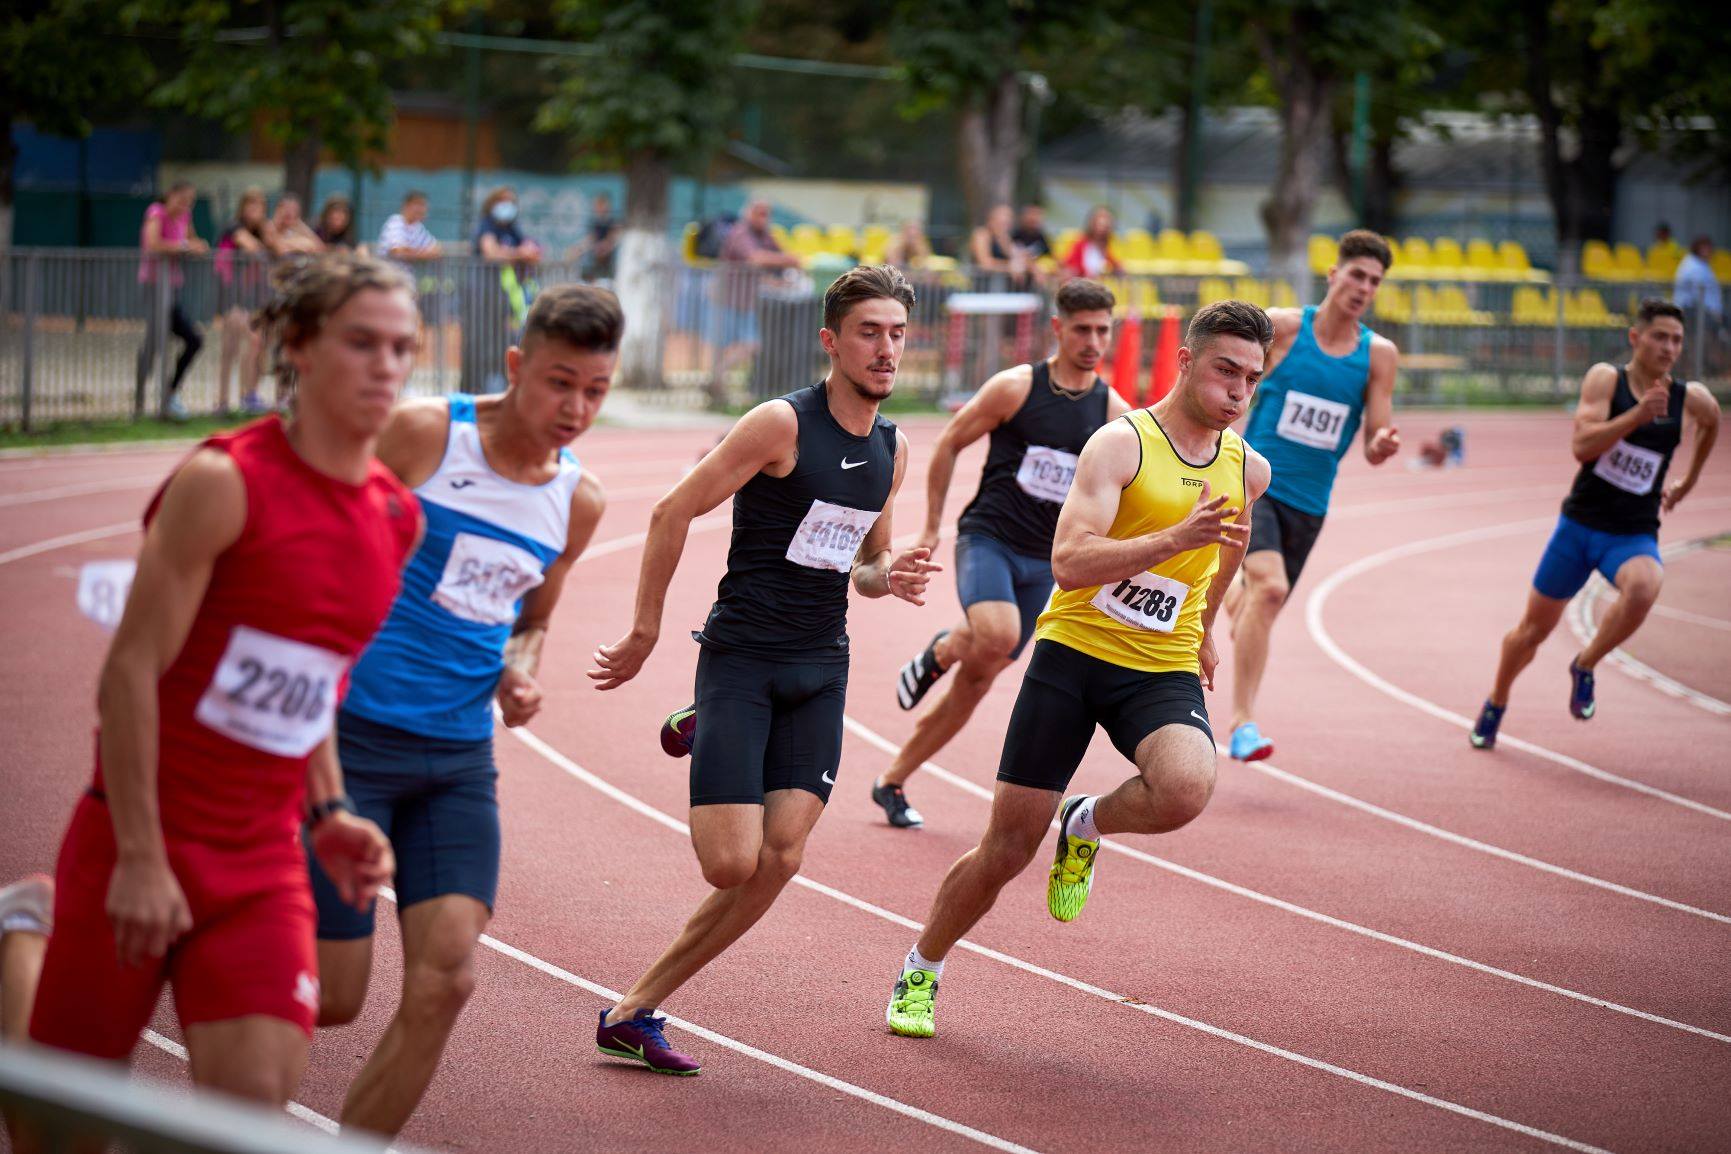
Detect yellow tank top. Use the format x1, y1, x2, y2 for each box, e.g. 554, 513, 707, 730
1035, 409, 1247, 673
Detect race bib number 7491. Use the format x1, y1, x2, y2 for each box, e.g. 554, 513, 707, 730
1275, 390, 1351, 451
194, 626, 349, 757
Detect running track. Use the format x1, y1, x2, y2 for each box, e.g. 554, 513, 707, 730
1, 410, 1727, 1153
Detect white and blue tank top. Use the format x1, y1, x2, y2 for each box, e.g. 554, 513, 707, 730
1241, 306, 1373, 517
343, 395, 582, 742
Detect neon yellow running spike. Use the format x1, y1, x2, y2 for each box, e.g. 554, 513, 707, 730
886, 968, 939, 1037
1047, 797, 1099, 922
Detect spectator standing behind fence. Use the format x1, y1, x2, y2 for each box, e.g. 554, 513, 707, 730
1062, 206, 1123, 279
885, 219, 935, 271
315, 194, 362, 252
1674, 237, 1722, 328
378, 190, 442, 270
576, 192, 620, 280
135, 181, 208, 422
271, 194, 325, 256
971, 204, 1034, 288
710, 199, 801, 398
463, 187, 543, 392
215, 188, 277, 414
1012, 204, 1053, 260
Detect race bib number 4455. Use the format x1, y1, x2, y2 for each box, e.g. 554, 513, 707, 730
195, 626, 349, 757
1276, 390, 1351, 451
1592, 439, 1664, 495
1090, 571, 1192, 633
1015, 446, 1080, 504
786, 500, 881, 572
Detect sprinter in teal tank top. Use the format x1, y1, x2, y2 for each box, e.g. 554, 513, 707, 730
1223, 230, 1403, 761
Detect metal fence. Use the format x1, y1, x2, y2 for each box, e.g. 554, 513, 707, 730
2, 249, 1726, 428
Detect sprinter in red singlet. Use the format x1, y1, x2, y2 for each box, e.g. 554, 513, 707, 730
26, 253, 422, 1108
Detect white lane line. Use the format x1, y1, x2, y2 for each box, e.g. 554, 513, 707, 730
840, 716, 1731, 1043
0, 522, 138, 566
504, 723, 1612, 1154
1304, 505, 1731, 823
141, 1029, 341, 1135
1567, 539, 1731, 717
0, 475, 161, 508
574, 512, 729, 563
1648, 604, 1731, 632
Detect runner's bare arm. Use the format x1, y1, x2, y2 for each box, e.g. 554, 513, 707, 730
98, 449, 245, 965
1362, 337, 1402, 464
375, 397, 452, 489
1571, 362, 1663, 461
853, 431, 941, 604
1052, 421, 1249, 590
588, 400, 797, 689
919, 366, 1032, 546
499, 473, 605, 723
1106, 388, 1134, 419
1663, 382, 1722, 512
1196, 449, 1270, 689
304, 735, 394, 909
1259, 308, 1304, 378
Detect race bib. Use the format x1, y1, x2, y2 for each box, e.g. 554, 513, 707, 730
77, 559, 137, 633
194, 626, 349, 757
1276, 391, 1351, 451
1592, 439, 1664, 496
1091, 571, 1192, 633
432, 532, 546, 625
785, 500, 880, 572
1015, 446, 1080, 504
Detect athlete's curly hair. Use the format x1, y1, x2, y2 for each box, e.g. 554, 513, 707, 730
255, 251, 416, 399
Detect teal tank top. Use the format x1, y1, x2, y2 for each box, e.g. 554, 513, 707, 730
1241, 306, 1372, 516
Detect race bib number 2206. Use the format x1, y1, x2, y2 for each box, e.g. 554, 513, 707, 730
194, 626, 349, 757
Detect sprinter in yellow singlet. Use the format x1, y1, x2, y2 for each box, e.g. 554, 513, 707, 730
885, 301, 1274, 1037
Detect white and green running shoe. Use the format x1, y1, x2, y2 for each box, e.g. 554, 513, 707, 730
1047, 796, 1099, 923
886, 967, 939, 1037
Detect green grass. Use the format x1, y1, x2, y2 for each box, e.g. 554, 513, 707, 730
0, 414, 247, 450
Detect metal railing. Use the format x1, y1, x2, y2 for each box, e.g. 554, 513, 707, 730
2, 249, 1725, 428
0, 1043, 422, 1153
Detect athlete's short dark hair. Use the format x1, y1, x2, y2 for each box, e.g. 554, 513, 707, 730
1338, 229, 1393, 271
824, 265, 916, 333
1635, 298, 1685, 328
1055, 279, 1115, 316
1186, 300, 1274, 355
522, 283, 624, 353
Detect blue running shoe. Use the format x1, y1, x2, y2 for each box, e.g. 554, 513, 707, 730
1228, 722, 1274, 762
596, 1008, 701, 1075
1469, 700, 1505, 749
1568, 659, 1596, 720
660, 704, 696, 758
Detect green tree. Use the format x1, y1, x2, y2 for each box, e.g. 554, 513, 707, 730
126, 0, 461, 205
2, 0, 148, 250
537, 0, 756, 387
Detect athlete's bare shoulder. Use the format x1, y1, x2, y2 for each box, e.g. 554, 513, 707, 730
1683, 379, 1722, 419
1243, 443, 1272, 502
378, 396, 452, 486
1579, 361, 1621, 396
976, 362, 1036, 411
152, 447, 247, 556
1265, 307, 1305, 336
1369, 330, 1400, 361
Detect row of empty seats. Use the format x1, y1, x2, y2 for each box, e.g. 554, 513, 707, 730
1371, 284, 1496, 326
1064, 229, 1251, 277
1309, 235, 1548, 283
1198, 277, 1297, 310
1510, 286, 1627, 327
1580, 240, 1731, 283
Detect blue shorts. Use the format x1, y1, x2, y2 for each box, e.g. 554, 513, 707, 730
1531, 514, 1662, 601
955, 533, 1055, 660
310, 710, 500, 941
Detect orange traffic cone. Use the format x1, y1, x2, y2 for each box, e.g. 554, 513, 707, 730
1110, 312, 1142, 407
1147, 306, 1181, 404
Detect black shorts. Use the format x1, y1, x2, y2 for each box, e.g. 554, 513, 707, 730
1246, 494, 1327, 590
995, 640, 1212, 793
691, 645, 848, 806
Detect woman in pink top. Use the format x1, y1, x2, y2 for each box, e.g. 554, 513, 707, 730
136, 182, 209, 421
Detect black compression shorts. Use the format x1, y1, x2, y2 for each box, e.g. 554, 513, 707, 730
690, 645, 847, 806
1246, 493, 1327, 591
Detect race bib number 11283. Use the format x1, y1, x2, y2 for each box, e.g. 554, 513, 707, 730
1090, 571, 1191, 634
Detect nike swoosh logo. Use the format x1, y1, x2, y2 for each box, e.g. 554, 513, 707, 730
821, 770, 836, 785
1190, 710, 1210, 724
613, 1040, 644, 1058
840, 459, 866, 470
450, 479, 477, 489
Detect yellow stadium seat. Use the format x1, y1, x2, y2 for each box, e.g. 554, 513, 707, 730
1613, 243, 1646, 279
861, 224, 891, 248
1712, 251, 1731, 282
1647, 240, 1684, 279
825, 225, 858, 256
1189, 231, 1225, 263
1581, 240, 1614, 278
770, 223, 791, 249
1157, 230, 1190, 262
1127, 278, 1161, 314
1401, 237, 1434, 269
1229, 278, 1268, 308
1120, 229, 1157, 261
1309, 234, 1337, 276
1373, 284, 1412, 323
1465, 239, 1502, 280
1054, 229, 1081, 256
1431, 237, 1465, 275
1497, 240, 1531, 272
681, 223, 704, 266
789, 224, 825, 256
1198, 277, 1233, 306
1270, 279, 1297, 308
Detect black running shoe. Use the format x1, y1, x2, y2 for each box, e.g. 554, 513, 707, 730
896, 632, 950, 711
871, 780, 924, 828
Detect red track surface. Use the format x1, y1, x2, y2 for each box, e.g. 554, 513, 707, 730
2, 411, 1728, 1153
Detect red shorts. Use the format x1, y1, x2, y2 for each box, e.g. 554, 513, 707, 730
28, 794, 319, 1060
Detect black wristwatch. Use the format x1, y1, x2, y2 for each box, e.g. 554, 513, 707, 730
306, 794, 357, 828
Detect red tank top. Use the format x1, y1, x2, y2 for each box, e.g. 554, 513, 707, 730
94, 418, 420, 849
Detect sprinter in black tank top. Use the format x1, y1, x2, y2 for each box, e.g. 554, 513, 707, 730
1470, 299, 1721, 749
585, 266, 941, 1075
872, 279, 1129, 829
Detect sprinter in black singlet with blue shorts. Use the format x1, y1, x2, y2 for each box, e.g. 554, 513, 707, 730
1470, 298, 1720, 747
874, 278, 1129, 828
585, 266, 941, 1074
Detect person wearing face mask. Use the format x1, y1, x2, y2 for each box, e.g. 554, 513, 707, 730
464, 188, 544, 393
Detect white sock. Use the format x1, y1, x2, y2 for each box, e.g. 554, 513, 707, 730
904, 944, 944, 978
1068, 795, 1101, 842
